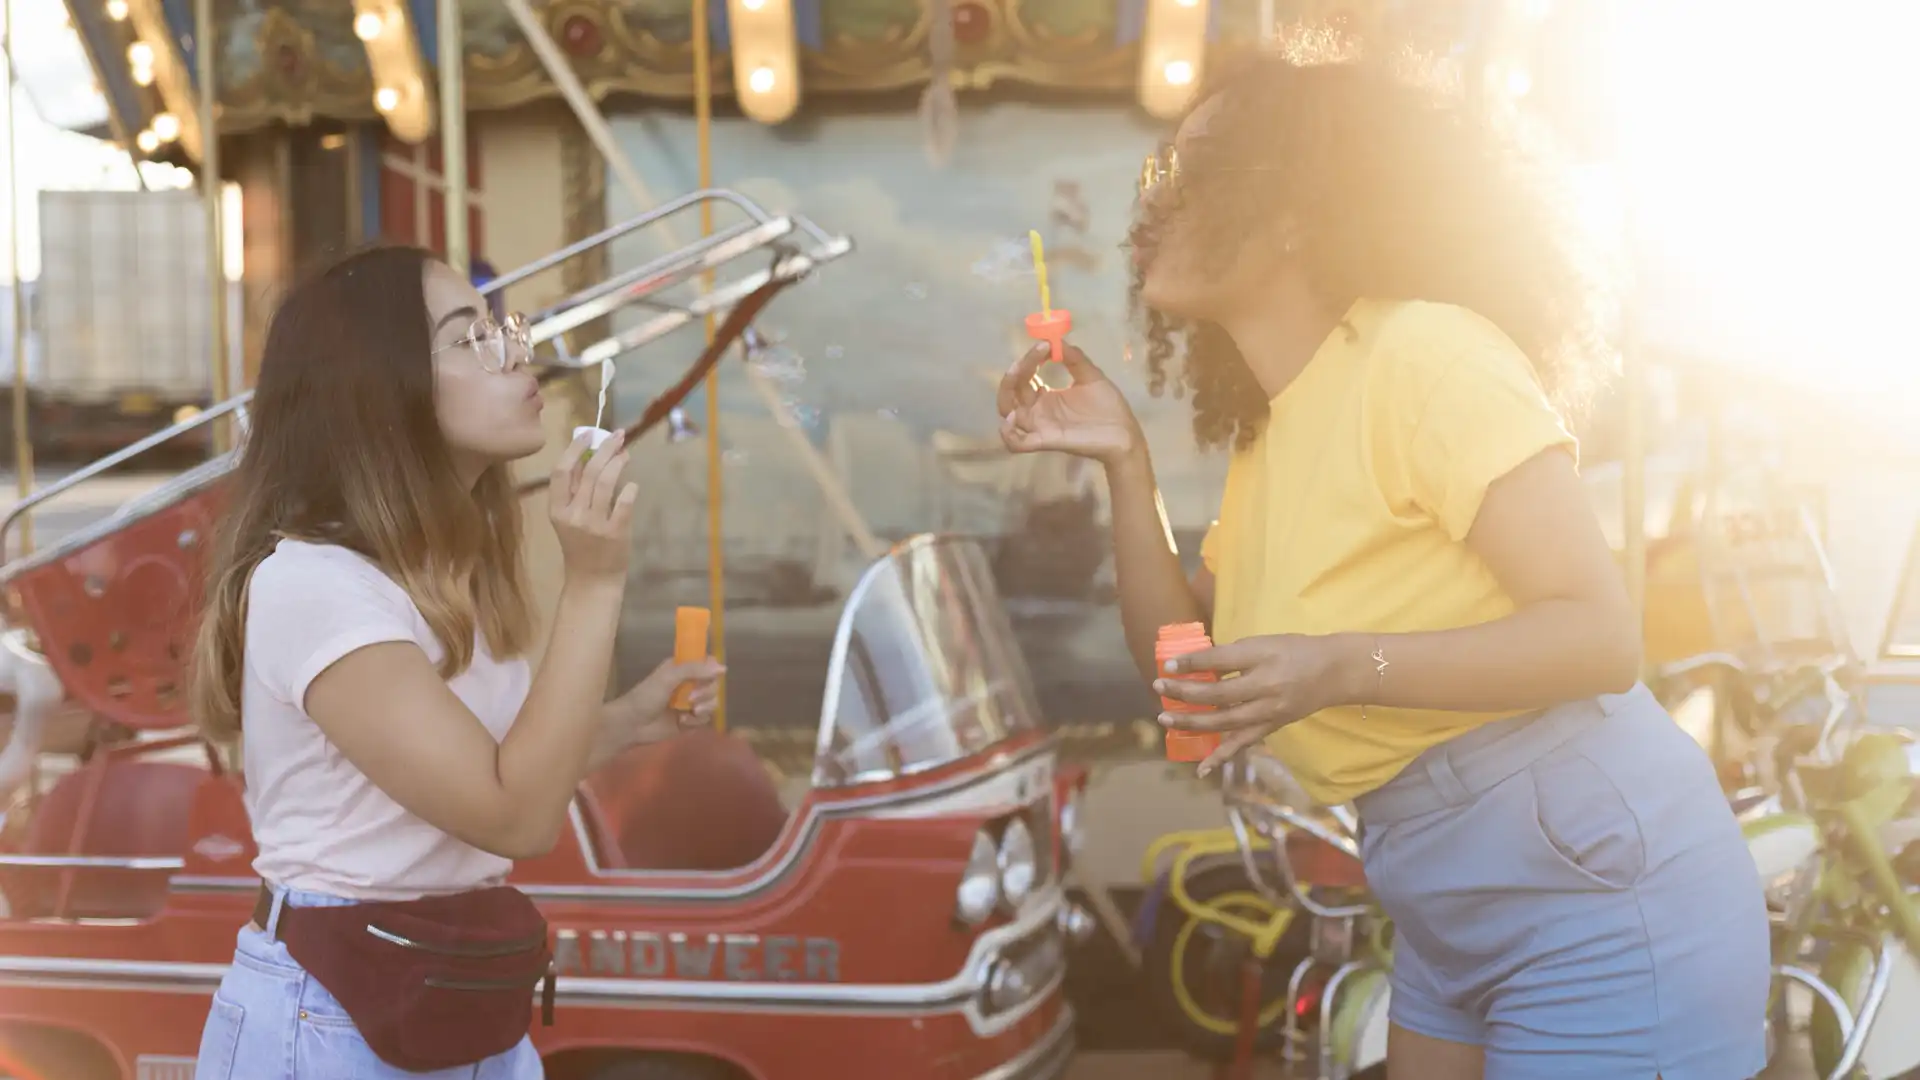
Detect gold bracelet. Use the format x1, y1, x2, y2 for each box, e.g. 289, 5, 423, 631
1360, 638, 1388, 721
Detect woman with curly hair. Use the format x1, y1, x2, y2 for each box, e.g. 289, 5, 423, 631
997, 51, 1767, 1080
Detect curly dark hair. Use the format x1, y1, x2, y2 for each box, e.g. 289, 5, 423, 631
1128, 43, 1612, 452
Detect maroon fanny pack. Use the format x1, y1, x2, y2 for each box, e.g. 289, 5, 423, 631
255, 884, 558, 1072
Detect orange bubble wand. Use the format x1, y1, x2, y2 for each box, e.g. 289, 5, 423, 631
1024, 230, 1072, 364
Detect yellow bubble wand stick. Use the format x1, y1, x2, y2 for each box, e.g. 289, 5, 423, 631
1023, 229, 1072, 364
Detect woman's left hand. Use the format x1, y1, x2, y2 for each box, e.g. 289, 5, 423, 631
1153, 634, 1361, 776
611, 656, 727, 745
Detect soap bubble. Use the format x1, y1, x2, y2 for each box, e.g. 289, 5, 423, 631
905, 281, 929, 300
751, 344, 807, 385
744, 326, 808, 385
781, 399, 824, 432
971, 237, 1040, 284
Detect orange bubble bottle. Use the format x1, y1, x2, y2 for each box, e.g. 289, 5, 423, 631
1156, 622, 1222, 763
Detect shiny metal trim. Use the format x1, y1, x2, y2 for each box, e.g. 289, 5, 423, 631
170, 737, 1054, 903
1772, 964, 1854, 1073
967, 1004, 1075, 1080
0, 185, 851, 579
0, 391, 252, 576
0, 854, 184, 870
572, 244, 848, 369
522, 217, 778, 346
0, 884, 1067, 1031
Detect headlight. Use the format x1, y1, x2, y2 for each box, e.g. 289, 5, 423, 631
955, 829, 1001, 925
984, 956, 1033, 1014
998, 817, 1038, 908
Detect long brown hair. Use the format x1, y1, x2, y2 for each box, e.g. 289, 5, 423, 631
191, 245, 534, 742
1128, 41, 1611, 451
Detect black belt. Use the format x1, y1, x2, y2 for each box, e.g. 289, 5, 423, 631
251, 884, 279, 940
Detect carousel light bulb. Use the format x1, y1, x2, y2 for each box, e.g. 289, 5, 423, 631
135, 128, 160, 153
128, 41, 153, 68
741, 0, 766, 9
748, 65, 777, 94
353, 11, 386, 41
106, 0, 129, 20
1163, 59, 1195, 86
374, 85, 400, 112
1174, 0, 1199, 6
151, 112, 180, 141
1505, 68, 1533, 97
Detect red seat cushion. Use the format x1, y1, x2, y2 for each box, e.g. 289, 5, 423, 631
14, 759, 206, 919
585, 731, 788, 872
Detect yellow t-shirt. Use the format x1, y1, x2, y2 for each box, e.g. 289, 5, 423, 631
1199, 298, 1576, 806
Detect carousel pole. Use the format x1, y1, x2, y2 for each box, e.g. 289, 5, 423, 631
691, 0, 727, 732
2, 0, 28, 555
438, 0, 468, 276
195, 0, 230, 454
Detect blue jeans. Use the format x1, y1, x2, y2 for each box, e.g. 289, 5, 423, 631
1356, 684, 1771, 1080
193, 888, 543, 1079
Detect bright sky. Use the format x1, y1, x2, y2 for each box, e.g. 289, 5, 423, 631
0, 0, 191, 284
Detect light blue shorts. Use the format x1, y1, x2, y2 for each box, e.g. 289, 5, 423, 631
193, 888, 544, 1080
1355, 683, 1770, 1080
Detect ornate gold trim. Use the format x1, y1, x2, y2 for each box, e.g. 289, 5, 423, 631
219, 8, 373, 129
197, 0, 1279, 132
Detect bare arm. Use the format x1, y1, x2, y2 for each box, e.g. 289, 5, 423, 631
298, 430, 644, 860
1106, 446, 1209, 681
305, 576, 628, 860
1335, 449, 1641, 712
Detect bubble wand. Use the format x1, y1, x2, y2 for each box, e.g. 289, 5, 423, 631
573, 358, 617, 455
1024, 230, 1072, 365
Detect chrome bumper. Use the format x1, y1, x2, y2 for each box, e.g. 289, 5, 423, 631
972, 1005, 1076, 1080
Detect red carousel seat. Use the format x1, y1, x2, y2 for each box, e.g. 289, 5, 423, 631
584, 731, 788, 872
5, 472, 228, 733
1284, 831, 1369, 892
11, 758, 207, 919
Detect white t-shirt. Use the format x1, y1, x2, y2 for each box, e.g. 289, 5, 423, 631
241, 539, 531, 900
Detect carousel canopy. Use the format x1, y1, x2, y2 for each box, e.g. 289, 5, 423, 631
46, 0, 1600, 157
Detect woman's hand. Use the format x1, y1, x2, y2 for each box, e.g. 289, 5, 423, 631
549, 429, 638, 583
610, 655, 728, 746
997, 341, 1143, 464
1154, 634, 1365, 776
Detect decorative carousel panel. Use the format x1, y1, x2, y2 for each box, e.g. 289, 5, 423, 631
465, 0, 707, 110
107, 0, 1508, 131
213, 0, 376, 131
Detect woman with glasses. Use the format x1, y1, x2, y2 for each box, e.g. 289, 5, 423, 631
998, 49, 1766, 1080
187, 246, 723, 1079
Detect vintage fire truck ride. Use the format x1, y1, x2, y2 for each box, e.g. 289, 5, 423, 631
0, 192, 1087, 1079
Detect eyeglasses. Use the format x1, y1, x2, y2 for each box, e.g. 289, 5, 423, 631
434, 312, 531, 373
1139, 146, 1180, 194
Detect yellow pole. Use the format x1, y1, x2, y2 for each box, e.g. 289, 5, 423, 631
438, 0, 468, 276
691, 0, 726, 731
2, 0, 28, 554
195, 0, 229, 453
